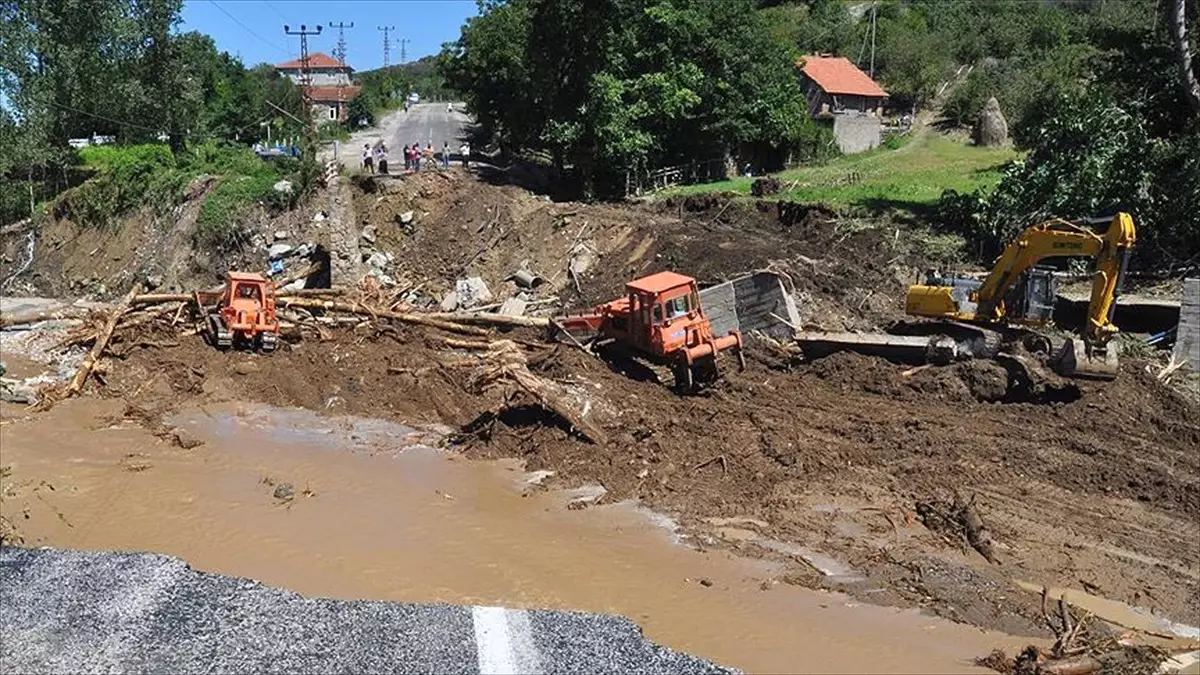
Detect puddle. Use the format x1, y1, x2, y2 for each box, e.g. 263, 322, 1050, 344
0, 398, 1033, 673
1015, 580, 1200, 640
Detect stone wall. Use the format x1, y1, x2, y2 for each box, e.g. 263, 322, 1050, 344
831, 114, 882, 154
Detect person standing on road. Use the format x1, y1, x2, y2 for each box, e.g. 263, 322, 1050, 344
401, 144, 410, 172
459, 142, 470, 168
362, 144, 373, 173
412, 141, 421, 171
423, 143, 435, 170
442, 142, 451, 169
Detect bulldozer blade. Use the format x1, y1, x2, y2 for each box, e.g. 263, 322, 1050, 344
1054, 338, 1119, 380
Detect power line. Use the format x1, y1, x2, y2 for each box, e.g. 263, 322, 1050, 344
398, 38, 411, 64
378, 25, 396, 68
329, 21, 354, 66
209, 0, 290, 56
262, 0, 288, 22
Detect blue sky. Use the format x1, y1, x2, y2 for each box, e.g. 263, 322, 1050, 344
182, 0, 479, 71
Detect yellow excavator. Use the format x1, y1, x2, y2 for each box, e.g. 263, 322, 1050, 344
903, 212, 1137, 380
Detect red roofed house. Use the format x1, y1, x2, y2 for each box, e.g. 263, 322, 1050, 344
797, 56, 889, 153
276, 52, 362, 124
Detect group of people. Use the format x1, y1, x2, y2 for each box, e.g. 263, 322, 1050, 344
362, 140, 471, 175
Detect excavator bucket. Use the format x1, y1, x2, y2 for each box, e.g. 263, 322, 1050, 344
1054, 338, 1119, 380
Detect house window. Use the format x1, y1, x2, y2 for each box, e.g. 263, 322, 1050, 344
329, 106, 337, 120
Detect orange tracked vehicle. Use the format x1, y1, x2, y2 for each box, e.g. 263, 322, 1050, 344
195, 271, 280, 352
554, 271, 745, 391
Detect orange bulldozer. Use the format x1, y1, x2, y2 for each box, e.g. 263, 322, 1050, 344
553, 271, 745, 391
193, 271, 280, 352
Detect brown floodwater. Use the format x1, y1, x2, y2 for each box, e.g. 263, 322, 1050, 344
0, 398, 1030, 673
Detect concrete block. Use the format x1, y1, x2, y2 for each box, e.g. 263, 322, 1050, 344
1174, 278, 1199, 371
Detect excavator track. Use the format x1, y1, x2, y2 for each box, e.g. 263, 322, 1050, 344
888, 319, 1004, 360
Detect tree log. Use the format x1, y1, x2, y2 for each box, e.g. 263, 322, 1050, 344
425, 312, 551, 328
1170, 0, 1200, 113
278, 297, 489, 336
0, 308, 94, 329
132, 293, 192, 305
38, 282, 142, 407
1038, 655, 1101, 675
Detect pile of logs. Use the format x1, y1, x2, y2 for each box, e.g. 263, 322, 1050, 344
1, 279, 600, 442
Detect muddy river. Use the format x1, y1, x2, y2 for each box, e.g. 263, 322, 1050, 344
0, 398, 1030, 673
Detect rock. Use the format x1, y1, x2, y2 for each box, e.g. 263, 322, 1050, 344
282, 279, 305, 292
273, 483, 295, 500
439, 291, 459, 312
273, 230, 291, 241
233, 362, 260, 376
0, 378, 36, 404
498, 297, 527, 317
169, 428, 205, 450
365, 252, 389, 270
268, 244, 293, 260
455, 277, 493, 308
975, 97, 1009, 147
312, 211, 327, 222
144, 274, 164, 290
698, 578, 714, 588
273, 179, 294, 195
398, 210, 414, 225
360, 226, 377, 245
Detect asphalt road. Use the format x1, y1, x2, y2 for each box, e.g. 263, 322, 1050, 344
387, 102, 472, 159
0, 547, 737, 674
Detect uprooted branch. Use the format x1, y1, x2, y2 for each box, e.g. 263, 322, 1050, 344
447, 340, 606, 445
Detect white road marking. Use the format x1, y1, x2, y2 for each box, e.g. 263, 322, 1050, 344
473, 606, 518, 675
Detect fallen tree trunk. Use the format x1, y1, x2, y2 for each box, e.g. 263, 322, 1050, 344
0, 307, 94, 329
274, 261, 323, 289
132, 293, 192, 305
278, 297, 489, 336
425, 312, 551, 329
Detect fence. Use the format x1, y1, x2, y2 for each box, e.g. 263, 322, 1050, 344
624, 157, 728, 198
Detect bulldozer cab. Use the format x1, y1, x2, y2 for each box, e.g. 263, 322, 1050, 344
623, 272, 703, 356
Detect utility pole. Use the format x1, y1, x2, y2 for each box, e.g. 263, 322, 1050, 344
284, 24, 323, 152
329, 21, 354, 124
329, 21, 354, 66
399, 38, 411, 64
378, 25, 396, 68
868, 3, 877, 79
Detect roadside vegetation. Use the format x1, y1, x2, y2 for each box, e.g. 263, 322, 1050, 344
669, 133, 1017, 209
55, 141, 308, 248
0, 0, 317, 233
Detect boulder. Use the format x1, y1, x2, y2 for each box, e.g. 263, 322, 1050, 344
455, 277, 493, 308
273, 230, 291, 241
169, 428, 205, 450
268, 244, 293, 260
365, 252, 389, 270
975, 97, 1009, 147
398, 211, 414, 225
360, 226, 377, 245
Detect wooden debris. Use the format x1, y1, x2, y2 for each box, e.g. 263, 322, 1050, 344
278, 297, 488, 336
0, 307, 94, 329
36, 282, 142, 409
453, 340, 605, 445
426, 312, 551, 329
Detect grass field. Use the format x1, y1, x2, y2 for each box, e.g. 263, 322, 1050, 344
665, 132, 1018, 210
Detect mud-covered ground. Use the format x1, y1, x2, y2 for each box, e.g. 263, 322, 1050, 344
4, 170, 1198, 643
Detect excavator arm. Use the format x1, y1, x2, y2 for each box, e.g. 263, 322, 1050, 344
905, 212, 1137, 380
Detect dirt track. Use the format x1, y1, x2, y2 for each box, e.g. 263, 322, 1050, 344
4, 170, 1199, 646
